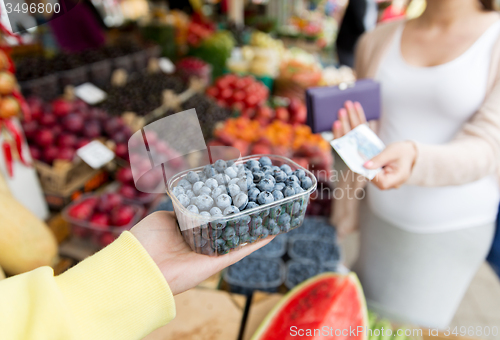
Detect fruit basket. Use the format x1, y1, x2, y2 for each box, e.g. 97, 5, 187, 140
223, 257, 286, 295
62, 193, 144, 249
288, 235, 340, 267
166, 155, 317, 256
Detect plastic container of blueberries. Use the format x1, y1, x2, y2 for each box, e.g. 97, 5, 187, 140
166, 155, 317, 256
223, 257, 286, 295
287, 235, 341, 268
284, 259, 338, 290
62, 194, 144, 250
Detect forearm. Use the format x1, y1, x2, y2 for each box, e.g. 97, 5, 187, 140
0, 232, 175, 340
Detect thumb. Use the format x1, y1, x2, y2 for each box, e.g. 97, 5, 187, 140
364, 147, 395, 169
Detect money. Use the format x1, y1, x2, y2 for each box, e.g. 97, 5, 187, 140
330, 124, 385, 180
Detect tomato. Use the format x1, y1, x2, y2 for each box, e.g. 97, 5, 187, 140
216, 78, 231, 90
245, 83, 260, 95
233, 90, 246, 102
245, 94, 260, 108
223, 74, 238, 85
220, 88, 233, 101
233, 78, 247, 89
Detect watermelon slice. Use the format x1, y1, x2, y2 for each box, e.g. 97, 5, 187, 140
251, 272, 368, 340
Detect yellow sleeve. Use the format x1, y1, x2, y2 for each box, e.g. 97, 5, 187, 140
0, 231, 176, 340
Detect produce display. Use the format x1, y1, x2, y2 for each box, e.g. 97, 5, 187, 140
0, 173, 58, 275
224, 257, 285, 295
175, 57, 212, 85
63, 193, 143, 248
168, 155, 316, 256
251, 273, 368, 340
189, 30, 235, 78
101, 73, 187, 116
250, 234, 287, 258
23, 96, 132, 165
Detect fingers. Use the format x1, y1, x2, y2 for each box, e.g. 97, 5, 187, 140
345, 100, 360, 127
339, 108, 351, 133
363, 145, 398, 169
354, 101, 367, 124
333, 120, 343, 139
217, 236, 276, 268
371, 170, 405, 190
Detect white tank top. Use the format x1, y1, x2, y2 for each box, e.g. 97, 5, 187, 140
368, 21, 500, 233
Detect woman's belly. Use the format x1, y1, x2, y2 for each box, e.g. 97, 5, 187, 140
366, 176, 500, 233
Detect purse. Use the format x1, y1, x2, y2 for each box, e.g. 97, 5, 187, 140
306, 78, 381, 133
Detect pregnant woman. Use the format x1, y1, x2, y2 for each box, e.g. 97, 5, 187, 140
332, 0, 500, 328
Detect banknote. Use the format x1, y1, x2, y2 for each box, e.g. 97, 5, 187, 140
330, 124, 385, 180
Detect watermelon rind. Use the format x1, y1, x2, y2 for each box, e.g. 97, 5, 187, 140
251, 272, 368, 340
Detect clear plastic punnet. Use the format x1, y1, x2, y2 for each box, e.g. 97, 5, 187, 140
167, 155, 317, 256
127, 109, 317, 256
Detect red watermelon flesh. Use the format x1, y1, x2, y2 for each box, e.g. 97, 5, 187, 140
252, 273, 367, 340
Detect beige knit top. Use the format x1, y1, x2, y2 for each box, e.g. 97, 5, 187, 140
331, 20, 500, 236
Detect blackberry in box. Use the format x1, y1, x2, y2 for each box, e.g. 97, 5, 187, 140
167, 155, 317, 256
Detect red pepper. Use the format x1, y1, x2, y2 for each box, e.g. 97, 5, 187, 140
2, 141, 13, 178
11, 91, 31, 121
4, 119, 30, 166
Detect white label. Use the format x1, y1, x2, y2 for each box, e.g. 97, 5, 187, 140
77, 141, 115, 169
159, 58, 176, 74
74, 83, 107, 105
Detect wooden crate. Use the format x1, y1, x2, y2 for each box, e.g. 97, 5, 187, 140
34, 159, 95, 193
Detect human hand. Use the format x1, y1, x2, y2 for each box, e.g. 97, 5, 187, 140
364, 141, 417, 190
130, 211, 273, 295
332, 100, 367, 138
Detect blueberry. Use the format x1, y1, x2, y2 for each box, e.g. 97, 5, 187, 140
185, 190, 195, 199
176, 194, 190, 207
278, 213, 291, 226
187, 205, 199, 214
172, 186, 185, 197
284, 186, 295, 197
214, 159, 227, 173
294, 169, 306, 180
215, 173, 230, 186
237, 225, 249, 235
199, 186, 212, 196
270, 205, 282, 218
245, 159, 260, 169
272, 190, 284, 201
274, 183, 286, 191
301, 177, 312, 190
253, 171, 265, 183
228, 183, 241, 197
216, 194, 232, 209
197, 194, 214, 211
211, 219, 226, 230
294, 186, 305, 194
237, 177, 249, 192
281, 223, 291, 233
203, 165, 216, 178
245, 202, 259, 210
211, 186, 226, 200
291, 217, 302, 228
292, 201, 301, 214
205, 178, 218, 190
280, 164, 293, 175
227, 160, 236, 167
248, 187, 260, 202
269, 225, 281, 235
178, 179, 192, 190
225, 166, 238, 179
251, 216, 263, 230
259, 156, 272, 167
215, 239, 228, 254
186, 171, 200, 184
258, 178, 275, 192
251, 226, 263, 237
233, 193, 249, 210
200, 211, 211, 218
226, 236, 240, 249
257, 191, 274, 205
240, 233, 253, 243
274, 170, 287, 183
224, 206, 240, 215
222, 226, 236, 240
285, 175, 299, 187
239, 215, 251, 226
210, 207, 223, 216
190, 196, 199, 206
199, 173, 207, 182
262, 165, 273, 173
192, 181, 205, 195
261, 227, 270, 238
265, 174, 276, 184
272, 166, 281, 172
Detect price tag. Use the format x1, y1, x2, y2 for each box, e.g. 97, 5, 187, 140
74, 83, 107, 105
77, 141, 115, 169
159, 58, 176, 74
